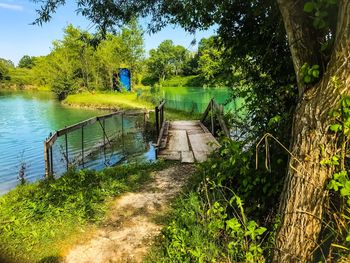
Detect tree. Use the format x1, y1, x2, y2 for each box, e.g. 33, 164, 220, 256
33, 0, 350, 261
119, 20, 145, 84
197, 37, 224, 81
147, 40, 189, 81
0, 58, 14, 81
18, 55, 36, 69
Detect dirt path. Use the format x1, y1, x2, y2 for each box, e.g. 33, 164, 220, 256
63, 164, 196, 263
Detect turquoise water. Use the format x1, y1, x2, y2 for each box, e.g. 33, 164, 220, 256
160, 86, 241, 113
0, 90, 154, 195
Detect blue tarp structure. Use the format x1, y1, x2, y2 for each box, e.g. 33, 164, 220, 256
113, 68, 131, 92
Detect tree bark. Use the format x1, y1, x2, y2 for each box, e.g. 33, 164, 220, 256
274, 0, 350, 261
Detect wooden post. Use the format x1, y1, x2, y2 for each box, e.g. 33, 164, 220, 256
211, 100, 215, 135
44, 140, 50, 179
103, 119, 106, 145
155, 106, 159, 136
81, 126, 84, 168
121, 113, 125, 155
49, 146, 53, 176
161, 103, 164, 127
65, 133, 68, 171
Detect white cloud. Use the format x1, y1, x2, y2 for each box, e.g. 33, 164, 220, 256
0, 2, 24, 11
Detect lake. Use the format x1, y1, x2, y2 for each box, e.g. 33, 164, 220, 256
0, 87, 234, 195
160, 86, 240, 113
0, 90, 154, 195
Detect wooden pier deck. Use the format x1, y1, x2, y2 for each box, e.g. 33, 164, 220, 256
157, 120, 220, 163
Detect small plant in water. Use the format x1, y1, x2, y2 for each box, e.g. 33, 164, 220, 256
17, 152, 28, 185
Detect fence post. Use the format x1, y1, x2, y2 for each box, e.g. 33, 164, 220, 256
65, 133, 68, 171
44, 140, 50, 179
160, 104, 164, 127
121, 113, 125, 155
211, 99, 215, 134
155, 106, 159, 136
81, 126, 84, 168
49, 145, 53, 176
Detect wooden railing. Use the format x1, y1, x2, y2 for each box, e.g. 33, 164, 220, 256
155, 100, 166, 140
44, 110, 148, 178
201, 98, 230, 137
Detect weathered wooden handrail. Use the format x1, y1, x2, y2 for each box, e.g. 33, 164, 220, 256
155, 100, 165, 137
44, 109, 148, 178
201, 98, 230, 138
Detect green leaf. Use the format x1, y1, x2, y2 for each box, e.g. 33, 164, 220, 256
304, 2, 315, 12
312, 70, 319, 78
330, 124, 341, 132
304, 75, 312, 83
340, 187, 350, 197
226, 218, 241, 232
255, 226, 267, 235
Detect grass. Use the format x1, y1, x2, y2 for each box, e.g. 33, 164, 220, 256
144, 168, 227, 263
64, 90, 202, 121
164, 108, 202, 121
63, 91, 154, 110
0, 161, 169, 263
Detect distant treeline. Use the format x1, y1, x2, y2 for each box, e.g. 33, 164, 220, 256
0, 22, 235, 98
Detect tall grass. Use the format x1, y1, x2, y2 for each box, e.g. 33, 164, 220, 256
0, 162, 167, 263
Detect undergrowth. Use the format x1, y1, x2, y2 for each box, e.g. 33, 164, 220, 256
0, 161, 167, 263
145, 139, 281, 262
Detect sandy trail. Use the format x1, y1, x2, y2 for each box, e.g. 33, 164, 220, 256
63, 164, 195, 263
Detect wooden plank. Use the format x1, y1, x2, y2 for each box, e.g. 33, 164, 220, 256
46, 132, 58, 147
192, 151, 208, 163
171, 120, 200, 126
167, 130, 189, 152
188, 133, 220, 162
186, 128, 205, 135
181, 151, 195, 163
189, 133, 219, 152
158, 151, 181, 161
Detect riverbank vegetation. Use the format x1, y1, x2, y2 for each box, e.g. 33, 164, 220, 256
0, 162, 168, 263
0, 22, 233, 101
0, 0, 349, 262
30, 0, 350, 262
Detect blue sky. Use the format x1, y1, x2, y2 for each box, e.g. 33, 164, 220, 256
0, 0, 216, 65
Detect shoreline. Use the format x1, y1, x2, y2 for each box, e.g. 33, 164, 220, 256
62, 92, 154, 111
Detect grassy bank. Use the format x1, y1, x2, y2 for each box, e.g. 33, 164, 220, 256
63, 92, 154, 110
0, 83, 50, 91
0, 162, 168, 263
63, 91, 202, 121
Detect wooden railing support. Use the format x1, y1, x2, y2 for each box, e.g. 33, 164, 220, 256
201, 98, 230, 138
155, 100, 165, 138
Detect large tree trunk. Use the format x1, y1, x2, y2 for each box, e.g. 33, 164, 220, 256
274, 0, 350, 261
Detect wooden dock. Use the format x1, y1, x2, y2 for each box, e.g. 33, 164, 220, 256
157, 120, 220, 163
